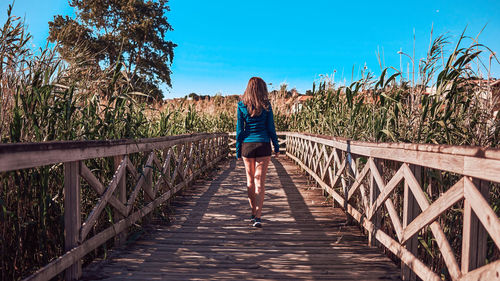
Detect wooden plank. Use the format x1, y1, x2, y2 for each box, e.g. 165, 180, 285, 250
368, 157, 381, 247
125, 157, 139, 182
24, 148, 227, 281
126, 154, 155, 208
331, 158, 347, 191
373, 227, 441, 281
80, 156, 128, 241
285, 132, 500, 160
63, 161, 82, 281
464, 177, 500, 249
114, 155, 127, 246
462, 197, 474, 275
461, 179, 490, 274
80, 163, 128, 217
457, 259, 500, 281
0, 133, 227, 173
404, 164, 461, 280
286, 152, 345, 207
143, 152, 154, 224
368, 159, 404, 241
347, 161, 370, 200
279, 133, 500, 183
339, 188, 440, 281
402, 177, 464, 243
77, 157, 400, 281
402, 165, 421, 281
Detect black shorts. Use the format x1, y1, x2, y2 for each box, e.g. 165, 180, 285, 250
241, 142, 272, 158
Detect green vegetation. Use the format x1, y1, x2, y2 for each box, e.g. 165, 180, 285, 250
0, 5, 225, 279
48, 0, 176, 101
287, 32, 499, 146
0, 1, 499, 280
282, 32, 500, 280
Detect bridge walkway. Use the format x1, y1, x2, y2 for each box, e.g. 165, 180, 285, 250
81, 157, 400, 280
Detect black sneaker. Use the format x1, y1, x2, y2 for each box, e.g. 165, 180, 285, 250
250, 215, 256, 223
253, 218, 262, 228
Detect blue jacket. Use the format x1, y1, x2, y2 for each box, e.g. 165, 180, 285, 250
235, 100, 279, 158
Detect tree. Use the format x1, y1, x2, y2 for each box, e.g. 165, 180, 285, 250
48, 0, 176, 100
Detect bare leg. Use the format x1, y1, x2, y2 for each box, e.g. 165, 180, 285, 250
254, 156, 271, 218
242, 157, 256, 215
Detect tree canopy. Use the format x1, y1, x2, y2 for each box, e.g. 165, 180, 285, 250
48, 0, 176, 100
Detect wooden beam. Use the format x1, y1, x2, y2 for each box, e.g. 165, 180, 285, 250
464, 177, 500, 249
79, 163, 127, 217
404, 164, 461, 280
401, 177, 464, 244
114, 155, 127, 246
0, 133, 227, 173
368, 159, 404, 241
80, 156, 127, 242
281, 133, 500, 183
457, 259, 500, 281
368, 158, 381, 247
23, 143, 228, 281
402, 164, 421, 281
460, 178, 489, 274
63, 161, 81, 281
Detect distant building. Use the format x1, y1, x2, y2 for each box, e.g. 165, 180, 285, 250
466, 79, 499, 103
291, 95, 314, 113
490, 80, 500, 113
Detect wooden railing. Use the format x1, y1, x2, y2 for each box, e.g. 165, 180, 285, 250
285, 132, 500, 281
5, 131, 500, 281
0, 133, 228, 281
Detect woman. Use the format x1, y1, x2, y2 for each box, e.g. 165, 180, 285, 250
236, 77, 279, 228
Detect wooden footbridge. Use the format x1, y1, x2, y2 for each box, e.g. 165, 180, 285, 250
1, 132, 499, 280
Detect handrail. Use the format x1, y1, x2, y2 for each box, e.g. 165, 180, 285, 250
3, 133, 229, 281
5, 131, 500, 281
0, 133, 223, 172
285, 132, 500, 281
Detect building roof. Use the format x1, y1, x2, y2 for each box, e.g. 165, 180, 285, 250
297, 95, 313, 102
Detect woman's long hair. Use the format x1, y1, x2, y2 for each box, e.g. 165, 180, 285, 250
242, 77, 270, 117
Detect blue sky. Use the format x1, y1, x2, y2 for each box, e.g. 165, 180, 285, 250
1, 0, 499, 98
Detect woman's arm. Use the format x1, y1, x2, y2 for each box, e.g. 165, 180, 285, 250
267, 106, 279, 154
235, 105, 244, 158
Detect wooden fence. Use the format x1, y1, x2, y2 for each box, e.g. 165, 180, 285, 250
285, 132, 500, 281
4, 131, 500, 280
0, 133, 228, 281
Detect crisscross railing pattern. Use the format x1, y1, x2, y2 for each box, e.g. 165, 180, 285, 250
0, 133, 228, 281
285, 132, 500, 281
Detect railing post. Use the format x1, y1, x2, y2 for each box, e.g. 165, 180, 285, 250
344, 141, 353, 225
224, 135, 229, 156
402, 164, 421, 280
285, 135, 288, 155
461, 179, 489, 274
64, 161, 82, 281
114, 155, 127, 245
144, 152, 154, 224
369, 158, 381, 247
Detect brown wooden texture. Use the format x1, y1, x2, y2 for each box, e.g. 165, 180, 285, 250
10, 131, 500, 280
0, 133, 224, 173
64, 161, 82, 281
21, 134, 228, 281
285, 133, 500, 281
402, 165, 420, 281
113, 155, 127, 246
81, 158, 400, 280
